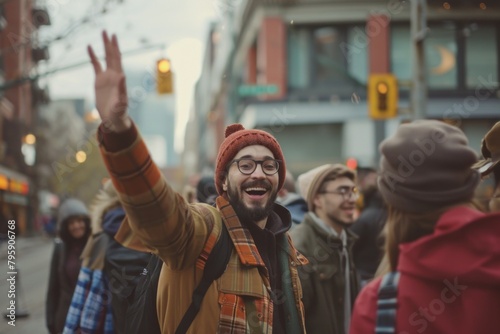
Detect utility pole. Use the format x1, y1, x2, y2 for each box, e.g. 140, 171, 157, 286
411, 0, 428, 120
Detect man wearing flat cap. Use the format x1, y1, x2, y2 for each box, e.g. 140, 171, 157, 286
87, 31, 307, 333
291, 164, 360, 334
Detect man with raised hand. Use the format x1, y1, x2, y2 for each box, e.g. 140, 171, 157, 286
87, 31, 307, 334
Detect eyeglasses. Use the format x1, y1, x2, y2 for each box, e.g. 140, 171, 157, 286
319, 187, 360, 201
229, 158, 281, 176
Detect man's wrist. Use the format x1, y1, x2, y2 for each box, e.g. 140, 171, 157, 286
101, 116, 132, 134
98, 118, 138, 152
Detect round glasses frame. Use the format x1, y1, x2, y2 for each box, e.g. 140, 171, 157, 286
229, 158, 281, 176
319, 188, 360, 201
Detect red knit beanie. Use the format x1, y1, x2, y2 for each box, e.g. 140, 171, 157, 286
215, 124, 286, 195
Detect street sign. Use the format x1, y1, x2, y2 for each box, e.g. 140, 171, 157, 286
237, 84, 278, 97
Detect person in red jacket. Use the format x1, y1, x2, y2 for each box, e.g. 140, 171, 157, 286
350, 120, 500, 334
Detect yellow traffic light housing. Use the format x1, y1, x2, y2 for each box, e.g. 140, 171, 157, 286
156, 58, 173, 94
368, 74, 398, 119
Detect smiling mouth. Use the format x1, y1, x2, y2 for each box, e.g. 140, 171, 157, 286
244, 187, 268, 196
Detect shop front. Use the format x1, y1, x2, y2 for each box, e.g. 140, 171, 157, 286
0, 165, 30, 235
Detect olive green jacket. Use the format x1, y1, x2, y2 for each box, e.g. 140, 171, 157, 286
290, 214, 360, 334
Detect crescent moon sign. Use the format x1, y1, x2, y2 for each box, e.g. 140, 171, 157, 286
431, 45, 456, 75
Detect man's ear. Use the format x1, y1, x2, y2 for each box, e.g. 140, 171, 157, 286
222, 178, 228, 192
313, 193, 322, 211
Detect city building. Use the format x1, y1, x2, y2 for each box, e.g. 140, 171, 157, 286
0, 0, 50, 234
191, 0, 500, 178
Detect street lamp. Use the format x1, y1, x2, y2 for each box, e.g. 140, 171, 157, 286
75, 151, 87, 163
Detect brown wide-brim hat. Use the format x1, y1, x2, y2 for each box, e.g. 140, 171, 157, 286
473, 121, 500, 176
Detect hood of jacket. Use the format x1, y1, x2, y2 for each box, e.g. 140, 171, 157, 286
102, 206, 126, 237
57, 198, 90, 242
398, 206, 500, 287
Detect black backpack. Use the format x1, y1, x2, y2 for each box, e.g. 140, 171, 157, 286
124, 223, 232, 334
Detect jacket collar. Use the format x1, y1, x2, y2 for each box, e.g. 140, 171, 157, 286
216, 196, 294, 267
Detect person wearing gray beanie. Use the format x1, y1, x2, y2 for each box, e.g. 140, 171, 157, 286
350, 120, 500, 334
46, 198, 91, 334
378, 120, 480, 213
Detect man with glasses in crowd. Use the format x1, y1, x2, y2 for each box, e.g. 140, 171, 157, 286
291, 164, 360, 334
87, 31, 307, 333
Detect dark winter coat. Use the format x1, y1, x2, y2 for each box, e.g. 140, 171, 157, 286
46, 199, 90, 334
350, 191, 387, 282
290, 213, 360, 334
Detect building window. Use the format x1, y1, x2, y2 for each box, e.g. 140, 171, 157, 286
465, 23, 498, 89
426, 22, 458, 89
288, 28, 311, 89
391, 21, 499, 92
346, 25, 368, 85
288, 24, 367, 92
313, 27, 346, 85
391, 26, 412, 84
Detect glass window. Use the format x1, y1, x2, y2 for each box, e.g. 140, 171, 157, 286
346, 25, 368, 85
465, 23, 498, 89
288, 28, 311, 89
426, 23, 458, 89
391, 25, 412, 82
312, 27, 347, 84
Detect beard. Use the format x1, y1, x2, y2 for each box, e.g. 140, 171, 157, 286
327, 209, 355, 229
226, 179, 278, 223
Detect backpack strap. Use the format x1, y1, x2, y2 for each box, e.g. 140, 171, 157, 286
375, 271, 400, 334
175, 222, 231, 334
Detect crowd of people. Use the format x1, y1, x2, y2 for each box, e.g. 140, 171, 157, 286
43, 31, 500, 334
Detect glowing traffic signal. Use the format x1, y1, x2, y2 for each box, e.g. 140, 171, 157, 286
346, 157, 358, 170
368, 74, 398, 119
156, 58, 173, 94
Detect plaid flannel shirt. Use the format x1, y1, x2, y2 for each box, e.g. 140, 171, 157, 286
63, 267, 114, 334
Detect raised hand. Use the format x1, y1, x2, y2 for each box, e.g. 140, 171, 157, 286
88, 31, 131, 132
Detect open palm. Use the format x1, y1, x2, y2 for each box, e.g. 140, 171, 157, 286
88, 31, 130, 132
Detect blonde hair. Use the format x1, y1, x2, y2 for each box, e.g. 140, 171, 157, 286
88, 180, 121, 235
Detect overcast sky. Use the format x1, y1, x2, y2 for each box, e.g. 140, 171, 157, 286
38, 0, 221, 151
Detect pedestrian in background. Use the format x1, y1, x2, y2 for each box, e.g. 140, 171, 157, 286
196, 175, 218, 206
291, 164, 360, 334
63, 180, 150, 334
350, 120, 500, 334
474, 121, 500, 212
350, 167, 387, 286
46, 198, 91, 334
276, 170, 307, 227
86, 31, 308, 333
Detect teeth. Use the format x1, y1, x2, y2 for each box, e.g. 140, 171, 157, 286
246, 187, 266, 191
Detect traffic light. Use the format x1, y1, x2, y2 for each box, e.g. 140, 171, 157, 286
156, 58, 173, 94
368, 74, 398, 119
346, 157, 358, 170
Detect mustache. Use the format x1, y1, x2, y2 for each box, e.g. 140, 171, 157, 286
242, 180, 272, 190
